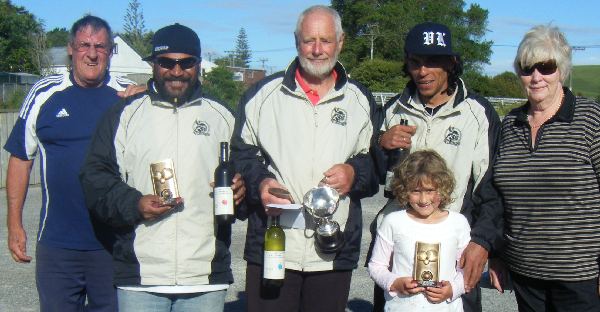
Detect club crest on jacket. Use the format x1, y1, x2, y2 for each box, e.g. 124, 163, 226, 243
444, 126, 461, 146
331, 107, 347, 126
193, 120, 210, 136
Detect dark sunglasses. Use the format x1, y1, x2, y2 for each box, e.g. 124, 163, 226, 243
155, 57, 199, 70
519, 60, 558, 76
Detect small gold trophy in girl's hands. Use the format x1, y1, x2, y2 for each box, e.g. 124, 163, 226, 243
413, 241, 440, 287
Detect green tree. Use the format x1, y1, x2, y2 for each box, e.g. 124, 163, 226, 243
203, 66, 245, 110
0, 0, 44, 73
331, 0, 492, 73
122, 0, 151, 56
462, 70, 524, 98
213, 56, 230, 67
350, 59, 407, 92
490, 71, 525, 98
234, 28, 251, 68
46, 27, 69, 47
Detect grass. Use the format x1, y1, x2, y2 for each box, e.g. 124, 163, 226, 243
570, 65, 600, 99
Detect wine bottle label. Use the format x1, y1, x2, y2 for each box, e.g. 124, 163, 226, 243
214, 187, 234, 215
384, 170, 394, 192
263, 251, 285, 279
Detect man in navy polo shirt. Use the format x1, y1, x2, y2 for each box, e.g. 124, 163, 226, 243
5, 15, 134, 311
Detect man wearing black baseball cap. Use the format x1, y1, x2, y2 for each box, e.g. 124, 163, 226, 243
81, 23, 245, 312
368, 22, 503, 312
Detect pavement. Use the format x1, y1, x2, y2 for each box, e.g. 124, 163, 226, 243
0, 185, 518, 311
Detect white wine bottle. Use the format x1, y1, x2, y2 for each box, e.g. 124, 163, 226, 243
263, 216, 285, 287
214, 142, 234, 224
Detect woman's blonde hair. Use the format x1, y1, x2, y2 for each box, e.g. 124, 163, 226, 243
514, 25, 572, 83
391, 149, 455, 209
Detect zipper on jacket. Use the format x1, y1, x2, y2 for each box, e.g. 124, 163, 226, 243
174, 106, 180, 284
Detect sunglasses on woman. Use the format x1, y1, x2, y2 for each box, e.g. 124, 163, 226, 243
155, 57, 199, 70
519, 60, 557, 76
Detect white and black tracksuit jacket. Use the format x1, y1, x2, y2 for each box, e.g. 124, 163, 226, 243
80, 81, 235, 286
232, 58, 381, 271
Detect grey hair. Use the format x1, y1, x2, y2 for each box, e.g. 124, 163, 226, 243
69, 14, 114, 49
514, 25, 572, 83
294, 5, 344, 41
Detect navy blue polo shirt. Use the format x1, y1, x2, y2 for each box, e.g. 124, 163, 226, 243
4, 72, 131, 250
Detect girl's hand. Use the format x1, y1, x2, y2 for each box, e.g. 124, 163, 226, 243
390, 277, 424, 295
424, 280, 453, 303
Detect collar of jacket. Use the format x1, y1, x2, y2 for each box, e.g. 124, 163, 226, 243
146, 78, 204, 108
399, 78, 468, 110
281, 57, 349, 94
514, 86, 576, 127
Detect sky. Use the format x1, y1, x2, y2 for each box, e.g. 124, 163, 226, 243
11, 0, 600, 76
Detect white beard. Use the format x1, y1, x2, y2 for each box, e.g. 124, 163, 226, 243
298, 55, 338, 79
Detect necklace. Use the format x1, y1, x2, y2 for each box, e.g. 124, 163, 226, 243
528, 91, 565, 129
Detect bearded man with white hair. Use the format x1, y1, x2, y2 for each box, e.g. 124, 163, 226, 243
231, 5, 381, 312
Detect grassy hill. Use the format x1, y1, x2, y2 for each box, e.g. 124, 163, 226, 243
570, 65, 600, 99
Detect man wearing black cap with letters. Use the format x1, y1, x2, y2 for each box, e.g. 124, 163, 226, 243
80, 23, 245, 312
368, 22, 503, 312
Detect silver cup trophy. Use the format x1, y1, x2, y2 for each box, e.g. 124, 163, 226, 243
302, 185, 345, 253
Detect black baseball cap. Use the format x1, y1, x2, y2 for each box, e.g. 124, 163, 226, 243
404, 22, 458, 56
143, 23, 201, 61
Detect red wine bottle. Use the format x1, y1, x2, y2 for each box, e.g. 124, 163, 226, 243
214, 142, 234, 224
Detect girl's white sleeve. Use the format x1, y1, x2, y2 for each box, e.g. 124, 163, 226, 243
368, 232, 401, 297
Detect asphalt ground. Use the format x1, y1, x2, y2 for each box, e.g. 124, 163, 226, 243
0, 186, 517, 311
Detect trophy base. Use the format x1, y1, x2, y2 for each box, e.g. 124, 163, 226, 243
417, 280, 441, 288
315, 231, 345, 254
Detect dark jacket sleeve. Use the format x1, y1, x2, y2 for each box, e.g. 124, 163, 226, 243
370, 94, 402, 185
346, 87, 383, 199
468, 96, 504, 253
80, 100, 144, 228
230, 86, 276, 220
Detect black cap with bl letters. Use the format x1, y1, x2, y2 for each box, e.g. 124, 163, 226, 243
404, 22, 458, 56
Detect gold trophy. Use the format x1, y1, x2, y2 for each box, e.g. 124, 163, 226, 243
413, 241, 440, 287
150, 159, 179, 205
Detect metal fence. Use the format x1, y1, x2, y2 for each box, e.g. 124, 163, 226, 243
371, 92, 526, 108
0, 111, 41, 188
0, 83, 34, 107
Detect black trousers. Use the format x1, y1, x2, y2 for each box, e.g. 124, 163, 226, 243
511, 272, 600, 312
246, 263, 352, 312
372, 283, 482, 312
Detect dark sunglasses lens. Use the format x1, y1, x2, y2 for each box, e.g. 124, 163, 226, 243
178, 58, 198, 69
537, 62, 557, 75
156, 57, 198, 69
157, 58, 177, 69
520, 65, 534, 76
520, 61, 557, 76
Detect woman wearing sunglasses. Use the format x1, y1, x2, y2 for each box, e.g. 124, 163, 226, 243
490, 25, 600, 311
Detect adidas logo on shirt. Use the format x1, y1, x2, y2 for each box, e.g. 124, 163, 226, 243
56, 108, 70, 118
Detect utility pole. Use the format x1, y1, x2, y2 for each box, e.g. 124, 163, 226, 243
206, 52, 216, 62
570, 46, 586, 91
224, 50, 236, 67
358, 23, 379, 60
259, 58, 269, 69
